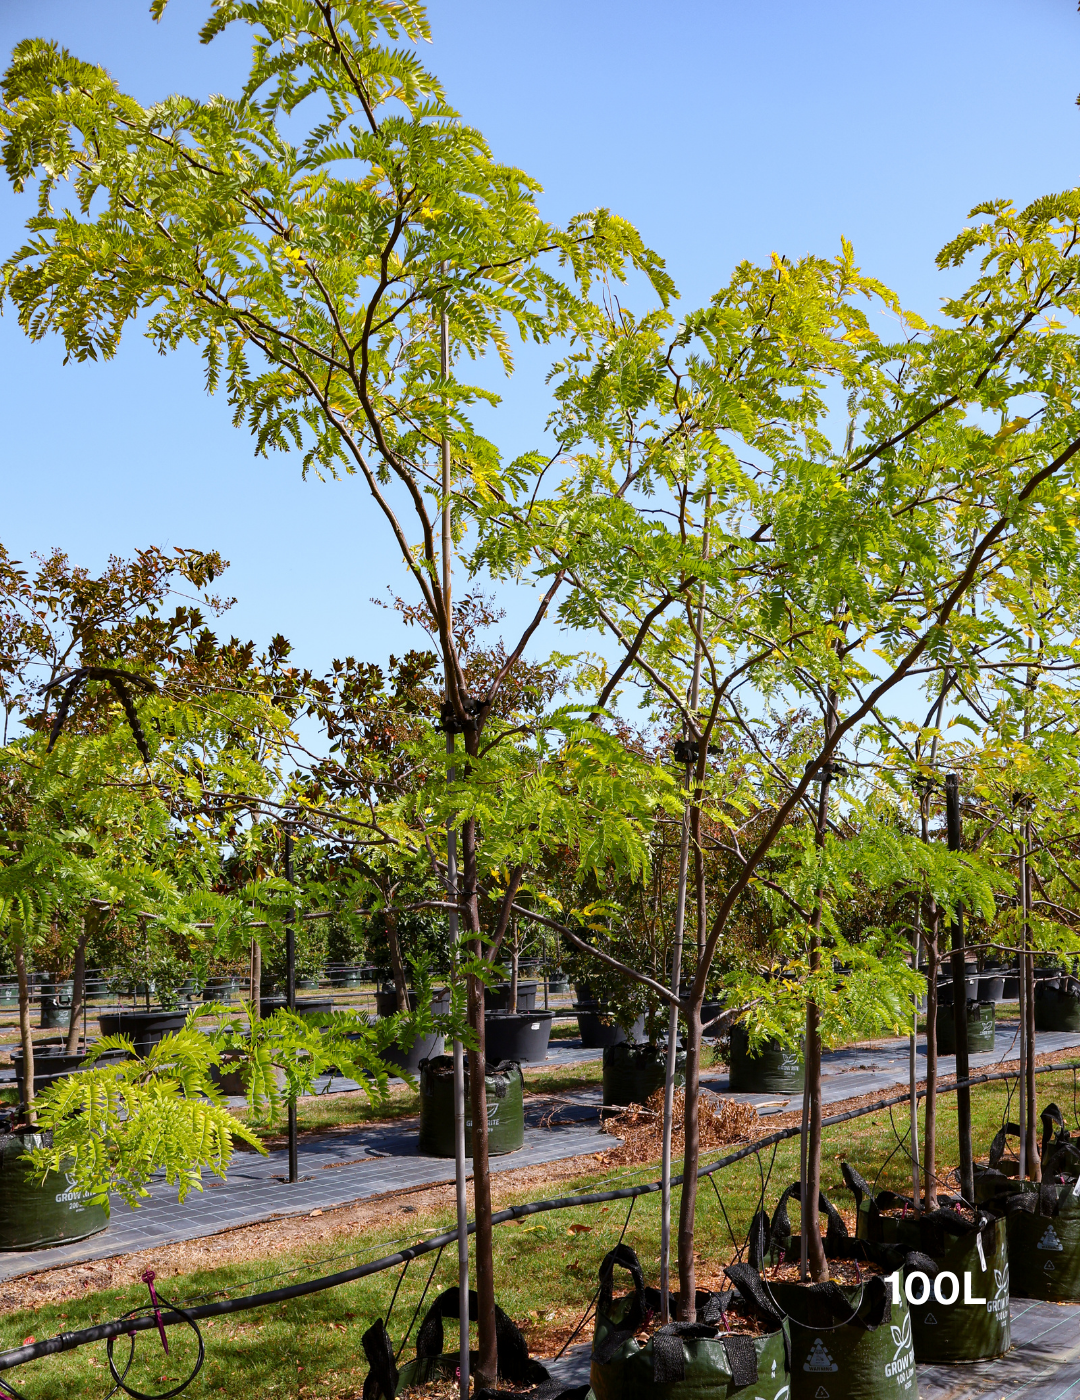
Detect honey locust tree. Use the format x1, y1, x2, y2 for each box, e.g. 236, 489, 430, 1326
0, 2, 671, 1379
498, 202, 1080, 1306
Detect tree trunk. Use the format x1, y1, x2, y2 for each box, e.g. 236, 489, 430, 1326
804, 942, 827, 1281
1025, 934, 1040, 1180
249, 936, 261, 1019
64, 921, 88, 1055
386, 908, 409, 1013
509, 929, 519, 1016
14, 942, 35, 1126
923, 901, 939, 1210
677, 997, 702, 1318
462, 808, 497, 1388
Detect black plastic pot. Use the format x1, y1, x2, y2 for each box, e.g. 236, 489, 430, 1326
12, 1046, 128, 1100
417, 1054, 524, 1157
935, 999, 995, 1055
1001, 975, 1020, 999
0, 1128, 109, 1250
381, 1030, 445, 1076
374, 986, 451, 1017
602, 1041, 685, 1108
1035, 978, 1080, 1032
259, 994, 334, 1019
486, 980, 538, 1013
329, 966, 366, 987
298, 976, 322, 990
484, 1010, 552, 1063
936, 976, 978, 1006
39, 980, 73, 1030
727, 1023, 803, 1093
546, 975, 570, 994
574, 1002, 646, 1049
202, 977, 239, 1003
98, 1008, 188, 1057
977, 974, 1005, 1002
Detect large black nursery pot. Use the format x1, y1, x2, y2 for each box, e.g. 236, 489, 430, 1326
12, 1045, 128, 1100
843, 1162, 1010, 1363
329, 965, 366, 988
486, 980, 538, 1012
98, 1008, 188, 1057
574, 1002, 646, 1049
0, 1124, 109, 1250
374, 985, 451, 1017
757, 1185, 916, 1400
39, 980, 73, 1030
727, 1023, 803, 1093
202, 976, 239, 1003
1034, 976, 1080, 1032
977, 973, 1005, 1002
374, 985, 450, 1073
589, 1244, 790, 1400
484, 1009, 552, 1063
935, 975, 978, 1006
935, 998, 995, 1055
259, 993, 335, 1019
602, 1041, 686, 1108
417, 1054, 524, 1157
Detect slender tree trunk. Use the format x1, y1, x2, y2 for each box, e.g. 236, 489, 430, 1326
462, 806, 497, 1387
909, 896, 921, 1206
924, 900, 939, 1209
1024, 850, 1040, 1178
677, 998, 701, 1317
945, 773, 974, 1202
385, 908, 409, 1013
804, 931, 827, 1281
249, 936, 261, 1020
15, 942, 35, 1126
509, 928, 518, 1016
64, 922, 88, 1055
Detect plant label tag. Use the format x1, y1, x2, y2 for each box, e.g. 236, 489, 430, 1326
975, 1231, 987, 1272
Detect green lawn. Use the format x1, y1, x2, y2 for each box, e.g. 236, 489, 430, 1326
2, 1066, 1074, 1398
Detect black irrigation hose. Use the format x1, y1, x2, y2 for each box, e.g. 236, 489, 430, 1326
4, 1056, 1078, 1377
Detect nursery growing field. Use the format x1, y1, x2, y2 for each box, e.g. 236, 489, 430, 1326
1, 1070, 1075, 1400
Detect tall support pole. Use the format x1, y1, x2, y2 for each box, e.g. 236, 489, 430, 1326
910, 898, 922, 1208
660, 753, 691, 1324
662, 492, 709, 1322
441, 292, 470, 1400
284, 818, 298, 1185
945, 773, 974, 1202
1018, 824, 1028, 1182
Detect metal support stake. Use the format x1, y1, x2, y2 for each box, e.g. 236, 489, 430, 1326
284, 819, 298, 1185
945, 773, 974, 1202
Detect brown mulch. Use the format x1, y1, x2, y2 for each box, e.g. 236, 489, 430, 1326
765, 1255, 880, 1287
598, 1088, 761, 1167
0, 1148, 610, 1316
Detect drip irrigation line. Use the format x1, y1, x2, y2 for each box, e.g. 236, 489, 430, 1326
5, 1056, 1080, 1377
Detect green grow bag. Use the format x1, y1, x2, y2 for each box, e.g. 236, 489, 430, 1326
770, 1276, 915, 1400
843, 1162, 1010, 1363
603, 1042, 685, 1108
935, 999, 995, 1055
0, 1129, 109, 1250
1002, 1179, 1080, 1302
1034, 980, 1080, 1032
590, 1245, 791, 1400
417, 1054, 524, 1158
727, 1024, 803, 1094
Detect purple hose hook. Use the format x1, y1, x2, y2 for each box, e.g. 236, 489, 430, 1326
141, 1271, 169, 1356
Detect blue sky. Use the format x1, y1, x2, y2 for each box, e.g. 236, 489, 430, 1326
0, 0, 1077, 678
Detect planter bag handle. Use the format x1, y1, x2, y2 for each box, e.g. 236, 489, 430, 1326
651, 1322, 722, 1384
597, 1242, 647, 1326
746, 1208, 771, 1269
988, 1123, 1020, 1169
723, 1262, 785, 1333
1042, 1102, 1066, 1155
415, 1287, 534, 1385
769, 1181, 849, 1259
362, 1319, 399, 1400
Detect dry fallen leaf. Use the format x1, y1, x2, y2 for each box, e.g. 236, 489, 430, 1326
567, 1223, 592, 1235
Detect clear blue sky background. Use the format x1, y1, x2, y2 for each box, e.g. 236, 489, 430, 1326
0, 0, 1077, 676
